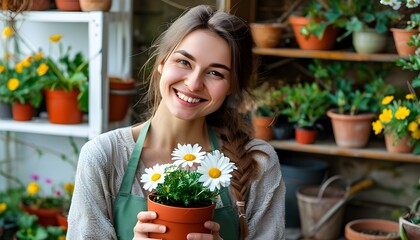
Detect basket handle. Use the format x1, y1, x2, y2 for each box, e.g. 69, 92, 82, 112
316, 175, 347, 200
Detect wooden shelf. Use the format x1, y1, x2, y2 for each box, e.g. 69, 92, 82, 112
271, 139, 420, 163
253, 48, 401, 62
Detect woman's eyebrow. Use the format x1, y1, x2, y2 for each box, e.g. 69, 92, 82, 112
174, 50, 231, 72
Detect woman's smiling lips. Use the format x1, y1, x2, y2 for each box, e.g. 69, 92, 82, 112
174, 89, 206, 104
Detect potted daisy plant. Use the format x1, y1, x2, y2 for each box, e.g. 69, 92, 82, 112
141, 143, 237, 240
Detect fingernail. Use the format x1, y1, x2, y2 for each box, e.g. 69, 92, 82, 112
159, 226, 166, 233
150, 212, 157, 218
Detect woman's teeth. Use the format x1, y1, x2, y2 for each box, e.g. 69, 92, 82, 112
177, 92, 201, 103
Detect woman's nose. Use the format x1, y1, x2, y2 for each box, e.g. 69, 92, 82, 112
184, 72, 204, 91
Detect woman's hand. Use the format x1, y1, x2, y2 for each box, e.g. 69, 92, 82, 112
133, 211, 166, 239
187, 221, 223, 240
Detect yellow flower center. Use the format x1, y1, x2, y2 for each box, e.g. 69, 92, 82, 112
0, 202, 7, 214
49, 34, 62, 43
7, 78, 20, 91
208, 168, 221, 179
151, 173, 161, 182
27, 182, 40, 195
37, 63, 49, 76
2, 26, 13, 38
183, 153, 196, 161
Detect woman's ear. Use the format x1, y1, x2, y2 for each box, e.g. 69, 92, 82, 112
158, 62, 164, 74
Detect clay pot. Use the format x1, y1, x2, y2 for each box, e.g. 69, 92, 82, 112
345, 219, 400, 240
80, 0, 112, 12
29, 0, 50, 10
56, 213, 68, 230
384, 134, 414, 153
252, 116, 275, 141
295, 127, 317, 144
147, 194, 215, 240
54, 0, 81, 11
250, 22, 285, 48
289, 16, 339, 50
45, 89, 83, 124
109, 77, 136, 122
352, 28, 387, 54
391, 28, 420, 57
327, 109, 375, 148
12, 102, 34, 121
20, 204, 61, 227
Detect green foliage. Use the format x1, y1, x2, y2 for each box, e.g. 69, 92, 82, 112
251, 82, 283, 117
281, 82, 330, 128
15, 214, 48, 240
407, 13, 420, 30
152, 168, 217, 208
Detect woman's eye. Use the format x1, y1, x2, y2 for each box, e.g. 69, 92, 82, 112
177, 59, 190, 67
209, 71, 224, 79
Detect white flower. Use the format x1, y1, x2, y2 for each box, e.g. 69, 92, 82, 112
171, 143, 206, 168
197, 150, 237, 192
406, 0, 419, 8
140, 164, 167, 192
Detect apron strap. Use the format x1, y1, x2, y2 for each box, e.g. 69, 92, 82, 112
118, 119, 151, 194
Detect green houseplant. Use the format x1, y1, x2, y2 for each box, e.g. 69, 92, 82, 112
141, 143, 237, 239
281, 82, 331, 144
40, 34, 89, 124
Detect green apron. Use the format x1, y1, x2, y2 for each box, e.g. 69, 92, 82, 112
113, 120, 239, 240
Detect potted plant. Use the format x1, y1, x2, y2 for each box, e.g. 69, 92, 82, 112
250, 81, 283, 141
56, 182, 74, 230
327, 62, 395, 148
0, 25, 48, 121
140, 143, 237, 239
337, 0, 400, 53
14, 214, 48, 240
40, 34, 89, 124
281, 82, 331, 144
288, 0, 350, 50
0, 188, 23, 239
400, 196, 420, 240
19, 174, 65, 227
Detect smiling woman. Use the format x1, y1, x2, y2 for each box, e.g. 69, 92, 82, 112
67, 5, 286, 240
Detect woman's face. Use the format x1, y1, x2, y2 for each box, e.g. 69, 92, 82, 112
158, 29, 232, 121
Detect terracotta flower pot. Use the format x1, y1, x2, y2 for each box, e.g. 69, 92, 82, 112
391, 28, 420, 57
80, 0, 112, 12
345, 219, 400, 240
295, 127, 317, 144
54, 0, 81, 11
289, 16, 339, 50
12, 102, 34, 121
252, 116, 275, 141
147, 194, 215, 240
250, 22, 285, 48
384, 134, 414, 153
29, 0, 50, 10
20, 204, 61, 227
327, 109, 375, 148
109, 77, 136, 122
56, 213, 68, 230
45, 89, 83, 124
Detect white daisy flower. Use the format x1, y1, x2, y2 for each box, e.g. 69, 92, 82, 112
171, 143, 206, 168
140, 164, 167, 192
197, 150, 237, 192
406, 0, 419, 8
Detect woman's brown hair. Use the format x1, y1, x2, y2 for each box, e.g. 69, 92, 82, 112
143, 5, 262, 239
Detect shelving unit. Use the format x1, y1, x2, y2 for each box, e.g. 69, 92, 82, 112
254, 47, 419, 162
0, 9, 132, 139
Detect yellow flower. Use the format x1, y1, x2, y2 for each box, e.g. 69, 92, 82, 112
22, 59, 31, 68
408, 121, 419, 132
4, 53, 12, 59
7, 78, 20, 91
395, 106, 410, 120
2, 26, 14, 38
0, 202, 7, 214
406, 94, 414, 100
49, 34, 62, 43
412, 129, 420, 140
37, 63, 49, 76
64, 183, 75, 193
58, 236, 66, 240
15, 62, 24, 74
34, 52, 44, 60
417, 115, 420, 124
379, 109, 392, 123
382, 96, 394, 105
27, 182, 40, 195
372, 120, 384, 135
0, 65, 4, 73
